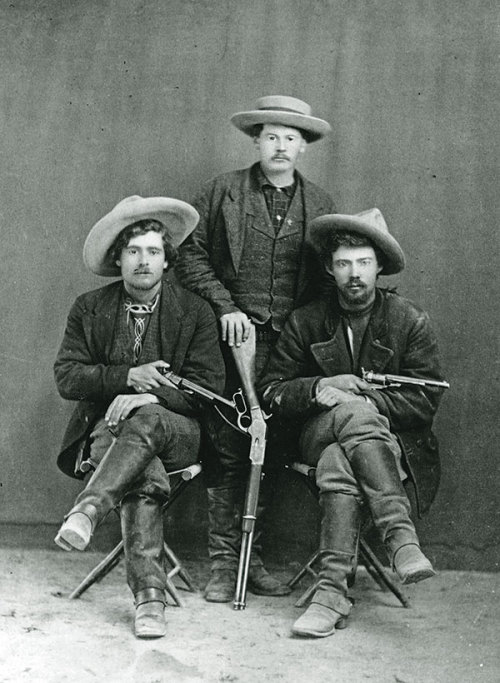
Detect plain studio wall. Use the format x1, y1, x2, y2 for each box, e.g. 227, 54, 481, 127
0, 0, 498, 570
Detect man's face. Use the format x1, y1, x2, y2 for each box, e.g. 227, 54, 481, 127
327, 245, 382, 308
116, 231, 167, 294
254, 124, 306, 177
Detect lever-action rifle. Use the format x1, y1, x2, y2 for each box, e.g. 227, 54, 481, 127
161, 369, 249, 432
163, 330, 269, 611
231, 326, 268, 610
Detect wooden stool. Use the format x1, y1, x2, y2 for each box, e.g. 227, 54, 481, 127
287, 462, 410, 609
69, 463, 202, 606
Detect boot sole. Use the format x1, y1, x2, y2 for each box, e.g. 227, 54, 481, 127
54, 528, 88, 552
135, 626, 167, 639
204, 593, 233, 603
400, 566, 436, 585
292, 617, 348, 638
54, 534, 73, 552
247, 584, 292, 597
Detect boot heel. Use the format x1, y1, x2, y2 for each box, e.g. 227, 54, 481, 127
335, 616, 348, 630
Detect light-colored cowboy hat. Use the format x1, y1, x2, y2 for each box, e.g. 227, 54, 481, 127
230, 95, 331, 142
308, 208, 406, 275
83, 195, 199, 276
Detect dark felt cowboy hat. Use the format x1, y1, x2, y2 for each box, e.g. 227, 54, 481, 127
308, 208, 406, 275
230, 95, 331, 142
83, 195, 199, 276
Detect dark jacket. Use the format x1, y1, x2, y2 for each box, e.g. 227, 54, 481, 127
54, 276, 225, 479
175, 163, 335, 319
258, 288, 445, 515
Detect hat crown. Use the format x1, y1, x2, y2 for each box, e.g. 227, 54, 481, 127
113, 195, 143, 211
308, 208, 405, 275
254, 95, 312, 117
354, 208, 389, 234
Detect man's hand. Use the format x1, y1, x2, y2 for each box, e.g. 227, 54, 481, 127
220, 312, 252, 347
105, 393, 160, 427
127, 360, 177, 393
315, 384, 366, 410
317, 374, 370, 394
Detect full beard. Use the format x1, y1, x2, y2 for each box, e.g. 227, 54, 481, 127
338, 282, 372, 307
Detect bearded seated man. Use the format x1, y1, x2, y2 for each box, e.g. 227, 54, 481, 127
258, 208, 446, 638
53, 196, 224, 639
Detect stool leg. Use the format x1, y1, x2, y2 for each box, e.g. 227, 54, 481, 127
288, 550, 321, 589
163, 543, 197, 592
69, 541, 124, 599
164, 577, 184, 607
68, 467, 201, 601
294, 580, 320, 608
359, 539, 410, 608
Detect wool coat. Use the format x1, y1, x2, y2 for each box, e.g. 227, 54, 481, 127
54, 276, 225, 479
258, 288, 446, 516
175, 163, 335, 319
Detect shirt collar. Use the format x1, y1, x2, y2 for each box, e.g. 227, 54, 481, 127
256, 164, 297, 197
122, 284, 162, 309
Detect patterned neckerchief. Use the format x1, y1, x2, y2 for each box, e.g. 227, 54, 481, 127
124, 291, 160, 363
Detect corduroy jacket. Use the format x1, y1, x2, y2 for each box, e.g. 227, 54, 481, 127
258, 288, 446, 515
54, 276, 225, 479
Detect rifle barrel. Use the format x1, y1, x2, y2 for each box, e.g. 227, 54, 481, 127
233, 463, 262, 610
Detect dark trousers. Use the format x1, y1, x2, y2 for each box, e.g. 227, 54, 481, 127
203, 325, 295, 568
299, 401, 405, 494
204, 327, 294, 488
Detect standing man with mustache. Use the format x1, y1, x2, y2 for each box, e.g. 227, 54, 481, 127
259, 209, 446, 637
176, 95, 335, 602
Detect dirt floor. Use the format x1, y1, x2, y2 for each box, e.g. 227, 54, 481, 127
0, 548, 498, 683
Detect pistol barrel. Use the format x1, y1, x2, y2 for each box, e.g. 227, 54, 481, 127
362, 369, 449, 389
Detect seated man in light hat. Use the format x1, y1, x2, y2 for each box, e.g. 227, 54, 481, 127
259, 208, 446, 638
54, 195, 224, 638
176, 95, 335, 602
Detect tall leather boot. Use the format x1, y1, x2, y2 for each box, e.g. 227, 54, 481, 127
292, 492, 362, 638
204, 482, 291, 602
349, 442, 435, 584
204, 486, 241, 602
55, 412, 170, 552
121, 492, 168, 639
121, 492, 167, 596
134, 588, 166, 639
247, 471, 291, 597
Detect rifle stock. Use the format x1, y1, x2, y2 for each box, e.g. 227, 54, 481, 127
231, 326, 267, 610
231, 326, 260, 411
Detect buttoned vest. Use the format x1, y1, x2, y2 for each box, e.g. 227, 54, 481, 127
230, 184, 305, 331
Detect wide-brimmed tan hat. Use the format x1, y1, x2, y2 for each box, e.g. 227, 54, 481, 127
308, 208, 405, 275
230, 95, 331, 142
83, 195, 199, 276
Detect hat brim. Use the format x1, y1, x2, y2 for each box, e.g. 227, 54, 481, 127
309, 214, 405, 275
83, 197, 199, 276
230, 111, 331, 142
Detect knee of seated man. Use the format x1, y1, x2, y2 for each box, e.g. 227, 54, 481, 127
316, 443, 358, 494
331, 399, 389, 433
316, 443, 348, 480
120, 404, 169, 445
